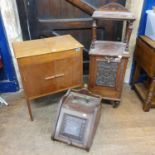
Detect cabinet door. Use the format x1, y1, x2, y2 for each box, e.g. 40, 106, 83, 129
89, 56, 128, 99
95, 58, 127, 91
55, 52, 83, 90
21, 61, 56, 98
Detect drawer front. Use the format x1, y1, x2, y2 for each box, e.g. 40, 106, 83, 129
18, 50, 83, 98
135, 39, 155, 77
20, 61, 56, 98
55, 52, 83, 90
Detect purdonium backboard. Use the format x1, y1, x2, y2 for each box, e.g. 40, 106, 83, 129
52, 89, 102, 151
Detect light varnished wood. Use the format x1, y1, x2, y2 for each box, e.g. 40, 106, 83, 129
141, 36, 155, 49
13, 35, 83, 120
13, 35, 83, 58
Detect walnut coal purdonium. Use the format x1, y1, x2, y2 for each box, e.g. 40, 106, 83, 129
88, 3, 135, 107
52, 89, 102, 151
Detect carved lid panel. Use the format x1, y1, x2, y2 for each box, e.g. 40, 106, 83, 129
13, 35, 83, 58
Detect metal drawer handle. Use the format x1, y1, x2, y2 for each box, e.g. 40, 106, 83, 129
45, 75, 56, 80
55, 73, 65, 78
45, 74, 65, 80
101, 56, 122, 63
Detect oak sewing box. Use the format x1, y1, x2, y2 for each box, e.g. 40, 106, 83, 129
13, 35, 83, 121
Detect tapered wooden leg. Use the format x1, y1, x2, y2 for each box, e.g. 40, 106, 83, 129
26, 99, 33, 121
143, 79, 155, 112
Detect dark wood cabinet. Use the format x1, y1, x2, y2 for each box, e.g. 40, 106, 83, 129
132, 36, 155, 111
88, 3, 135, 106
88, 41, 129, 102
13, 35, 83, 120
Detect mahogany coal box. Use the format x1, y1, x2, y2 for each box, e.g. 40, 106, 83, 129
51, 88, 102, 151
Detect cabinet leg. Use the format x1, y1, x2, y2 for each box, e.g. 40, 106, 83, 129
131, 63, 140, 89
26, 99, 33, 121
143, 79, 155, 112
112, 101, 120, 108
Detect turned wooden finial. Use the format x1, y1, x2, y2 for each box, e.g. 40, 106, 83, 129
92, 20, 97, 41
91, 20, 97, 48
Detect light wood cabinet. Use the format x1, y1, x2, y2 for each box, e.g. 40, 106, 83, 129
13, 35, 83, 120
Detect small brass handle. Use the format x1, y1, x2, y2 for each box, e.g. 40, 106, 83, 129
55, 73, 65, 78
45, 74, 65, 80
99, 56, 122, 63
45, 75, 56, 80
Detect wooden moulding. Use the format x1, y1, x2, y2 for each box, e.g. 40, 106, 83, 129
92, 2, 135, 21
52, 88, 102, 151
66, 0, 96, 15
91, 3, 135, 51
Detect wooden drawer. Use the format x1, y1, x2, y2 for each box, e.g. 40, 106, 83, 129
135, 38, 155, 77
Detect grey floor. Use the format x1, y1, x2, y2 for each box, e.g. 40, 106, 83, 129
0, 85, 155, 155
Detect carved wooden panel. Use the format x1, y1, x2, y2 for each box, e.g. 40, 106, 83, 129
60, 114, 87, 143
96, 60, 118, 87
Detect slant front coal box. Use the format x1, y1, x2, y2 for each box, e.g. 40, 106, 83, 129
52, 89, 102, 151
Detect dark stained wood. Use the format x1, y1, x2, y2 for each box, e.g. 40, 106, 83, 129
66, 0, 96, 15
92, 3, 135, 51
132, 36, 155, 112
16, 0, 126, 74
88, 3, 134, 105
52, 88, 102, 151
135, 37, 155, 77
89, 41, 128, 57
92, 2, 135, 20
125, 20, 134, 51
16, 0, 30, 40
88, 55, 128, 101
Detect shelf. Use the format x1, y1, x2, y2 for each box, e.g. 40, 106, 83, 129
89, 40, 129, 57
92, 3, 135, 21
134, 83, 155, 107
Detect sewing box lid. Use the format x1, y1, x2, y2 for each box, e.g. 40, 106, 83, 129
13, 35, 83, 59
